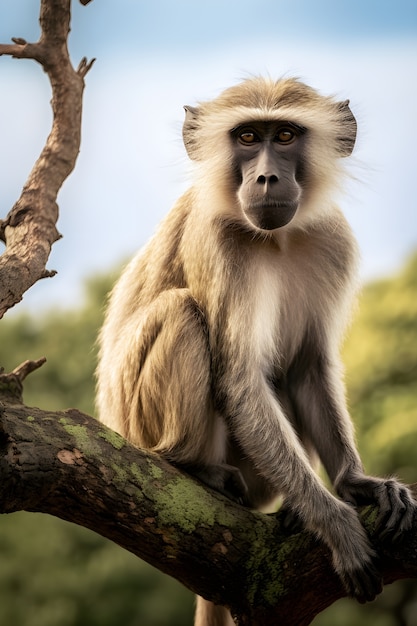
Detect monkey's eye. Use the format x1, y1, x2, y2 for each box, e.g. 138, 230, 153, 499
275, 128, 296, 144
238, 130, 259, 145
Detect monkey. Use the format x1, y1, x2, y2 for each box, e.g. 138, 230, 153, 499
96, 77, 416, 626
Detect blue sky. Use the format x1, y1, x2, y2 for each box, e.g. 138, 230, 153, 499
3, 0, 415, 53
0, 0, 416, 311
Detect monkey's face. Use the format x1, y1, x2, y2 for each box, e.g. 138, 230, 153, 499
232, 120, 306, 231
182, 78, 357, 232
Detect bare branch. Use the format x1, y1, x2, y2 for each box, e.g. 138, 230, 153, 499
0, 359, 46, 403
0, 0, 94, 317
12, 358, 47, 381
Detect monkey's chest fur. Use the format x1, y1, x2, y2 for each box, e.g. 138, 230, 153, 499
161, 214, 355, 453
184, 220, 352, 381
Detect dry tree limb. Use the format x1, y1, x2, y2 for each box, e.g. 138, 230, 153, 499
0, 358, 46, 403
0, 0, 94, 318
11, 357, 47, 383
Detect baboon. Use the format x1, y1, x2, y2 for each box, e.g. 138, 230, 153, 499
96, 77, 415, 626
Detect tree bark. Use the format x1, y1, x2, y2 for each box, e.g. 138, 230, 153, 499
0, 368, 416, 626
0, 0, 94, 318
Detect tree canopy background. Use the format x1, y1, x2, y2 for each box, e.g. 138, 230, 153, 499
0, 252, 416, 626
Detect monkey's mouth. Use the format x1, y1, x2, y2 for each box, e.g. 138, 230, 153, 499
244, 200, 299, 231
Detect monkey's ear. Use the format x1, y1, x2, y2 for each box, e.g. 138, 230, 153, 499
183, 105, 201, 160
337, 100, 357, 157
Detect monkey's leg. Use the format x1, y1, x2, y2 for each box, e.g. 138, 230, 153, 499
125, 288, 247, 502
127, 289, 240, 626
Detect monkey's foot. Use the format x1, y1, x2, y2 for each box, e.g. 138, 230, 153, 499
183, 462, 249, 505
278, 506, 304, 534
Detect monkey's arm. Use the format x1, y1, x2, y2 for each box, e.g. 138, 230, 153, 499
216, 363, 383, 602
287, 333, 416, 541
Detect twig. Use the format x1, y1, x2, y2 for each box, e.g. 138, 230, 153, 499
12, 358, 47, 382
0, 358, 46, 402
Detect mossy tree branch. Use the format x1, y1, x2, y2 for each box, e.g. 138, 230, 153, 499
0, 368, 416, 626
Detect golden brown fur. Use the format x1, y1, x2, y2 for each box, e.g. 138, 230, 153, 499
96, 78, 415, 625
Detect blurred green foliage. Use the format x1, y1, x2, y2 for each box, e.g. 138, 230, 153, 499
0, 253, 416, 625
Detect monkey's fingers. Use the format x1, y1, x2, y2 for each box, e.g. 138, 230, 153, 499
191, 463, 249, 505
279, 506, 304, 533
374, 480, 416, 542
221, 464, 250, 505
340, 559, 383, 604
391, 488, 417, 542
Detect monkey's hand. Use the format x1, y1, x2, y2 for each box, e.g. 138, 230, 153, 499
335, 471, 416, 542
325, 501, 383, 603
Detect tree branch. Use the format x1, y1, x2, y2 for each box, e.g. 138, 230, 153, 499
0, 0, 94, 318
0, 373, 416, 626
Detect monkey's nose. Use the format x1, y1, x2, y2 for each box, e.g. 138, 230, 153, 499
257, 174, 279, 187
